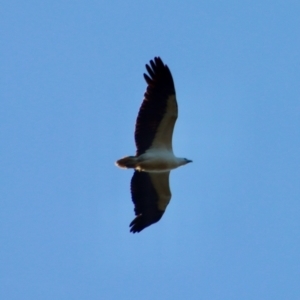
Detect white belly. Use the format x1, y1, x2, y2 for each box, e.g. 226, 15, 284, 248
135, 150, 179, 172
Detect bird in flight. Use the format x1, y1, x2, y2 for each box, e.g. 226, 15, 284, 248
116, 57, 192, 233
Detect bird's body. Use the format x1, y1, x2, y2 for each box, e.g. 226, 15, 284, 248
116, 57, 192, 233
117, 149, 188, 173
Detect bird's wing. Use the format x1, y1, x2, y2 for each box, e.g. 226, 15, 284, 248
135, 57, 177, 156
129, 170, 171, 233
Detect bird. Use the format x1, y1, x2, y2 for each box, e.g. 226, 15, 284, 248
115, 57, 192, 233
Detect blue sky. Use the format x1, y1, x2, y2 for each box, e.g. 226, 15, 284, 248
1, 1, 300, 299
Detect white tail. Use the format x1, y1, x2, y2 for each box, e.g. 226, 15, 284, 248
115, 156, 137, 169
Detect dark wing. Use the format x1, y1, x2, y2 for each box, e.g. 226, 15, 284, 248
130, 171, 171, 233
135, 57, 177, 156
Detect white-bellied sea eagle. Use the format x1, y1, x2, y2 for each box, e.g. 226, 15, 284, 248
116, 57, 192, 233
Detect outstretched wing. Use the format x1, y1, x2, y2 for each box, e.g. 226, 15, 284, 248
135, 57, 177, 156
130, 171, 171, 233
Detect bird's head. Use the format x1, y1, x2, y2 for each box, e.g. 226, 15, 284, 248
179, 158, 193, 166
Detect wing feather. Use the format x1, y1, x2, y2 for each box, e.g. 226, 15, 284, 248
135, 57, 177, 156
130, 171, 171, 233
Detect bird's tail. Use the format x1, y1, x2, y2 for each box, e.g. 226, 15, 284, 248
115, 156, 138, 169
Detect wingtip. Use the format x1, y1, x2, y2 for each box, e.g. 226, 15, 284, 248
129, 215, 144, 233
129, 211, 164, 234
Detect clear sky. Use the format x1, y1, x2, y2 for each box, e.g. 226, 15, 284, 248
1, 1, 300, 299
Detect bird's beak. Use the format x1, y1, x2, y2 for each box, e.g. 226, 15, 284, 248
187, 159, 193, 164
